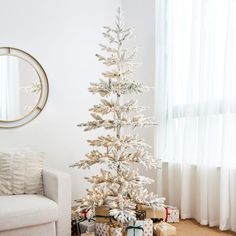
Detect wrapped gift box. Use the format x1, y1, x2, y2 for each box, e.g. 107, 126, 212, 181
153, 222, 176, 236
71, 219, 95, 235
71, 207, 95, 235
143, 218, 153, 236
110, 226, 123, 236
126, 220, 144, 236
126, 218, 153, 236
137, 205, 166, 220
96, 222, 123, 236
81, 232, 95, 236
96, 223, 110, 236
95, 206, 116, 223
79, 220, 95, 234
165, 206, 179, 223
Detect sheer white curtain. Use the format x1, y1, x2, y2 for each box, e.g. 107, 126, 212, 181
0, 56, 19, 120
156, 0, 236, 231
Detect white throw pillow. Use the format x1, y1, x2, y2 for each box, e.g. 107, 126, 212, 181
0, 151, 45, 195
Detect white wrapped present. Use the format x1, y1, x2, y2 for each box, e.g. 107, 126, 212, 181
126, 220, 144, 236
126, 218, 153, 236
96, 223, 110, 236
79, 220, 95, 234
165, 206, 179, 223
143, 218, 153, 236
95, 222, 123, 236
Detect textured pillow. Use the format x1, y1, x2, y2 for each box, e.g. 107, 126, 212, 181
0, 151, 45, 195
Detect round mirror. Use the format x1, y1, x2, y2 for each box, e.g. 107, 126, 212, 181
0, 47, 49, 128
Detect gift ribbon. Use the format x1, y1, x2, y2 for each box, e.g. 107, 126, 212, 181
88, 217, 95, 222
165, 207, 169, 222
126, 224, 144, 236
76, 218, 87, 234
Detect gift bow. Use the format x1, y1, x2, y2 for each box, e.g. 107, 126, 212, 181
126, 225, 144, 236
80, 209, 90, 219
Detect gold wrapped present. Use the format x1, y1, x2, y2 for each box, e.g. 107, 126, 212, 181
137, 205, 166, 220
81, 232, 95, 236
95, 206, 116, 223
153, 222, 176, 236
95, 206, 109, 223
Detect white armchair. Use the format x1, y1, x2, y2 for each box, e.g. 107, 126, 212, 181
0, 169, 71, 236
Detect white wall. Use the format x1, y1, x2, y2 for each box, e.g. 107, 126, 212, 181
0, 0, 121, 201
0, 0, 156, 201
122, 0, 157, 192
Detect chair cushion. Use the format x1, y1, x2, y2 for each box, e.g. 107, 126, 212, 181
0, 194, 58, 231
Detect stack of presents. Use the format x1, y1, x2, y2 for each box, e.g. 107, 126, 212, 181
72, 205, 179, 236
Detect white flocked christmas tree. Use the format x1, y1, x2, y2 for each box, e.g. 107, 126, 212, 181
71, 8, 165, 223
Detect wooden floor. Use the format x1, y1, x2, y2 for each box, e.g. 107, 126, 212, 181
173, 220, 236, 236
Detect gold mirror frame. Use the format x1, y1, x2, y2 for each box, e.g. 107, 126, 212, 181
0, 47, 49, 128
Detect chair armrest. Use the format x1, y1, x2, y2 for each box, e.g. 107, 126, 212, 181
43, 169, 71, 236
